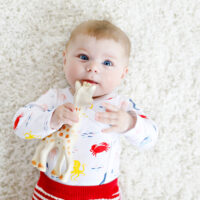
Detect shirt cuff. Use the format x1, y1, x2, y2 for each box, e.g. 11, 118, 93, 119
123, 114, 148, 148
124, 114, 144, 136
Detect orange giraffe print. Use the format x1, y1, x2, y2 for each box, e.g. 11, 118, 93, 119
31, 81, 96, 182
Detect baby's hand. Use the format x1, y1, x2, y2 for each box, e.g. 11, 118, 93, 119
50, 103, 79, 130
95, 102, 137, 133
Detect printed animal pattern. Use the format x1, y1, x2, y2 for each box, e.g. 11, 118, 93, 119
90, 142, 110, 156
24, 131, 41, 139
70, 160, 85, 181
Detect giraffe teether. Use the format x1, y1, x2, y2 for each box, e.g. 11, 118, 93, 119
31, 80, 96, 182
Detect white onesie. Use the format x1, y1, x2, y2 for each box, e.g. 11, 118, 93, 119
13, 87, 158, 186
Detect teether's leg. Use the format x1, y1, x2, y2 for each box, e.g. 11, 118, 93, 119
32, 142, 45, 167
51, 145, 65, 177
59, 144, 73, 182
38, 142, 55, 172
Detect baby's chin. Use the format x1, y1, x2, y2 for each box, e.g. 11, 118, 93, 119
92, 89, 111, 99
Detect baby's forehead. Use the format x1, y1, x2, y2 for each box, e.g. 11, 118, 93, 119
71, 34, 127, 54
72, 33, 117, 44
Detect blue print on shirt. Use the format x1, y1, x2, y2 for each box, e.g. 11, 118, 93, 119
44, 120, 48, 132
140, 137, 152, 147
100, 173, 107, 185
81, 132, 96, 138
25, 113, 32, 127
129, 99, 140, 110
153, 124, 157, 131
47, 106, 55, 112
91, 166, 102, 170
99, 105, 106, 111
25, 104, 54, 112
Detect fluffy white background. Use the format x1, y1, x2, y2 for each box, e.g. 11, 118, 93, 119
0, 0, 199, 199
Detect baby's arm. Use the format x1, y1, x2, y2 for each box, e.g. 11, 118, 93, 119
123, 98, 158, 151
12, 89, 58, 139
95, 99, 158, 151
13, 89, 79, 140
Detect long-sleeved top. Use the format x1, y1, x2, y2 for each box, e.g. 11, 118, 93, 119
13, 87, 158, 186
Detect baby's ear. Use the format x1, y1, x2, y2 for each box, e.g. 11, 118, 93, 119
63, 50, 67, 68
121, 67, 128, 79
63, 48, 68, 58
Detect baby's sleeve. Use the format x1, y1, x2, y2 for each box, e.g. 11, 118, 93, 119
122, 97, 158, 151
12, 88, 59, 139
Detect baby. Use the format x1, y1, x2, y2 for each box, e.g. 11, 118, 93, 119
13, 20, 158, 200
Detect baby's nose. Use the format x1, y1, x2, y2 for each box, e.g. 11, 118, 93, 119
86, 63, 99, 73
86, 67, 98, 73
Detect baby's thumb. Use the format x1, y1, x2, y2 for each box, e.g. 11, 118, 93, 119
64, 102, 76, 112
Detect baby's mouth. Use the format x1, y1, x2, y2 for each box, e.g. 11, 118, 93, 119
82, 79, 98, 84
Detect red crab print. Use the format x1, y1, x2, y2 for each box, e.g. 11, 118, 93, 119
90, 142, 110, 157
13, 113, 23, 130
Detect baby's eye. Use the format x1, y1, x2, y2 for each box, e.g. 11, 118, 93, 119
79, 54, 89, 60
103, 60, 113, 66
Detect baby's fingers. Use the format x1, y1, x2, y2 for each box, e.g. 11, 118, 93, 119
64, 111, 79, 122
102, 102, 119, 112
102, 126, 119, 133
63, 102, 76, 112
95, 112, 118, 125
62, 119, 74, 126
59, 107, 78, 127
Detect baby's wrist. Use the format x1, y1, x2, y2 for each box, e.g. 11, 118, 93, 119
50, 120, 59, 130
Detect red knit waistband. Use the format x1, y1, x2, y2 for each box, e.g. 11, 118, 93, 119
33, 172, 120, 200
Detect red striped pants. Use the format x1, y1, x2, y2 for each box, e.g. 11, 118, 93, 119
32, 172, 121, 200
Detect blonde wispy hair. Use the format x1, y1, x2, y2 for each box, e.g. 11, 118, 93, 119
66, 20, 131, 58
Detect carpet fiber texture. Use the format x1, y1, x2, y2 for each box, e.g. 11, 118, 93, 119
0, 0, 199, 199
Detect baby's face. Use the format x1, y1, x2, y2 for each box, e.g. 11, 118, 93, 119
63, 34, 128, 98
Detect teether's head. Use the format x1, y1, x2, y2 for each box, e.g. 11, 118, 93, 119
74, 81, 96, 107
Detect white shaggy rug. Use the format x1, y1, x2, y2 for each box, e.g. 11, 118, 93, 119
0, 0, 199, 199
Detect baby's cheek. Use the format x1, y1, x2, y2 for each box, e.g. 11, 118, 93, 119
65, 67, 77, 83
103, 76, 116, 90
